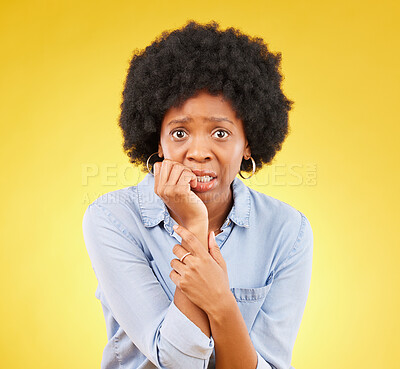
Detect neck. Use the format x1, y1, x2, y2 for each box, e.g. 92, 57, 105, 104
203, 185, 234, 235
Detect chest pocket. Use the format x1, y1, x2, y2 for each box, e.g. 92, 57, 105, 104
230, 272, 274, 333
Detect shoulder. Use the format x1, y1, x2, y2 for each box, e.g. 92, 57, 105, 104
82, 185, 142, 232
247, 186, 313, 258
248, 186, 303, 224
89, 185, 138, 211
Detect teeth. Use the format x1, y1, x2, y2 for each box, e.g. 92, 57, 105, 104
196, 176, 214, 182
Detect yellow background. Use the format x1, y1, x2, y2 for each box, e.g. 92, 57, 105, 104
1, 0, 399, 368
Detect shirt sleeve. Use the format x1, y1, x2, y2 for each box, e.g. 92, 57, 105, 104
82, 203, 214, 369
252, 212, 313, 369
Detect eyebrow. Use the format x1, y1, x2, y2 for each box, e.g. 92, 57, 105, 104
167, 116, 235, 126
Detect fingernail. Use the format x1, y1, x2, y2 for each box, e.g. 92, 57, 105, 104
173, 224, 178, 230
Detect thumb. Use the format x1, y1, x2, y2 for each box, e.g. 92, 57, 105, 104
208, 231, 226, 270
208, 231, 221, 256
189, 171, 197, 188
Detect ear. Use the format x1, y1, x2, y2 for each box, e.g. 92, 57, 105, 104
243, 140, 251, 159
158, 142, 164, 158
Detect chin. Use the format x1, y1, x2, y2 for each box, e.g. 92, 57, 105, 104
196, 190, 223, 205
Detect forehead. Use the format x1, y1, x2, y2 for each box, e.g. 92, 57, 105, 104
162, 91, 241, 126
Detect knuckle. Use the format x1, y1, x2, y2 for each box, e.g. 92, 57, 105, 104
164, 187, 173, 197
180, 278, 187, 291
182, 168, 193, 179
164, 160, 173, 168
186, 233, 196, 244
177, 164, 188, 172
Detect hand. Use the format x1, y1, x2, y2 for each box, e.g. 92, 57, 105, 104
169, 224, 231, 316
154, 159, 208, 227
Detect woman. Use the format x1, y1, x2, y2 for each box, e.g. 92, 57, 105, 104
82, 20, 313, 369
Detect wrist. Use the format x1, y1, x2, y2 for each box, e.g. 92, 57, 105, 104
178, 219, 208, 250
181, 217, 208, 229
206, 289, 236, 324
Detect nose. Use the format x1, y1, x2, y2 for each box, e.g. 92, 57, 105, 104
186, 136, 212, 163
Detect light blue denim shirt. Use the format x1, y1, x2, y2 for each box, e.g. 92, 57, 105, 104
82, 173, 313, 369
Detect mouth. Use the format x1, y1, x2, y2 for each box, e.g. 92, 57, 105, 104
190, 169, 218, 193
192, 177, 217, 193
195, 175, 215, 183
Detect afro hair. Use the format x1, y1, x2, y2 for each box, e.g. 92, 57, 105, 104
118, 20, 293, 174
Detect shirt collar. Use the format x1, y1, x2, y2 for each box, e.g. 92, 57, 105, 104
137, 173, 250, 233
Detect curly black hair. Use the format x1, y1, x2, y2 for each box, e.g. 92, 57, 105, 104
118, 20, 293, 174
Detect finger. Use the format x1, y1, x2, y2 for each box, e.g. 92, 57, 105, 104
177, 168, 197, 189
208, 231, 214, 250
170, 258, 187, 275
208, 231, 227, 270
166, 162, 186, 187
154, 161, 161, 190
169, 269, 181, 289
158, 159, 173, 192
172, 243, 193, 263
172, 224, 204, 255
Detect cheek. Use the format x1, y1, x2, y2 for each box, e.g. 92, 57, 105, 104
218, 151, 244, 183
159, 138, 183, 160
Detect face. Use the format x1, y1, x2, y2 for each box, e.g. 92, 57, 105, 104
158, 90, 251, 203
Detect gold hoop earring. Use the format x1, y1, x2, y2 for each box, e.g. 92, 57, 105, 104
146, 152, 162, 176
239, 156, 256, 179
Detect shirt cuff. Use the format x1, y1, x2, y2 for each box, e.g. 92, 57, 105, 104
256, 351, 273, 369
160, 300, 214, 359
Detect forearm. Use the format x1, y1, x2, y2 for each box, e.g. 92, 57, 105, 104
173, 288, 210, 337
207, 292, 258, 369
173, 220, 211, 338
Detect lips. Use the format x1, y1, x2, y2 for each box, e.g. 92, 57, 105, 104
190, 169, 217, 178
188, 168, 218, 193
191, 177, 217, 193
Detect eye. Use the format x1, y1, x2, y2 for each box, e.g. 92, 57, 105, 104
171, 130, 187, 140
212, 130, 230, 139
